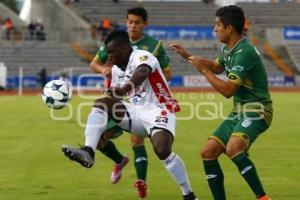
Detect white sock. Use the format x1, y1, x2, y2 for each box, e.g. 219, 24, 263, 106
163, 152, 193, 195
84, 107, 108, 151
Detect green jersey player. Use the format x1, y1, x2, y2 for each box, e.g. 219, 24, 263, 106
90, 6, 172, 199
171, 5, 272, 200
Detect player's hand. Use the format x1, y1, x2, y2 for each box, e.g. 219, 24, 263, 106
169, 43, 191, 59
90, 60, 112, 78
188, 55, 201, 65
188, 56, 209, 75
104, 87, 125, 99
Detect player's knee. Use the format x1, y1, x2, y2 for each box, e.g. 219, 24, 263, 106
226, 139, 247, 158
201, 148, 216, 160
200, 148, 209, 159
153, 146, 171, 160
226, 146, 242, 158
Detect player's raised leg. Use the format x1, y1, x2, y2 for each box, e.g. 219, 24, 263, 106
62, 97, 127, 168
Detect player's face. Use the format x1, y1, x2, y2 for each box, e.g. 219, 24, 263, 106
126, 14, 148, 41
214, 17, 230, 43
106, 41, 130, 69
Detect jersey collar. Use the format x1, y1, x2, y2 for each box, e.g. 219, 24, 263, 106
130, 34, 146, 44
223, 37, 247, 59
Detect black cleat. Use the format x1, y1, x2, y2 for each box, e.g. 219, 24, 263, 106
183, 192, 199, 200
62, 145, 94, 168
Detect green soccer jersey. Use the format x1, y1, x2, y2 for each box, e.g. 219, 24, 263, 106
217, 38, 273, 124
95, 34, 171, 71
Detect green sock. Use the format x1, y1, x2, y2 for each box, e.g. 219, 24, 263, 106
133, 145, 148, 181
232, 153, 266, 198
203, 160, 226, 200
99, 141, 123, 164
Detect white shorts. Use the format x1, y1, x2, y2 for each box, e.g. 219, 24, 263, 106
117, 101, 176, 138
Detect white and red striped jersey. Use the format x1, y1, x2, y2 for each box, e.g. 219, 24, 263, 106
111, 49, 180, 113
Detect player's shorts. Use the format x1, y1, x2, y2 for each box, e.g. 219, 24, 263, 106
210, 111, 271, 148
117, 102, 176, 138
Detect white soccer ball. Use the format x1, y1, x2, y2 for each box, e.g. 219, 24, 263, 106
42, 80, 72, 109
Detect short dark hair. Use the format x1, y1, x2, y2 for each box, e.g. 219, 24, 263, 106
127, 6, 148, 22
104, 30, 131, 47
216, 5, 245, 34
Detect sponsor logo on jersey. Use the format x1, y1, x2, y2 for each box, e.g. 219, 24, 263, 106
161, 110, 168, 116
139, 55, 148, 62
232, 65, 244, 72
156, 83, 170, 100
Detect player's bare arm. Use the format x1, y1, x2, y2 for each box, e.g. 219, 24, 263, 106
162, 68, 172, 81
197, 57, 225, 74
90, 57, 112, 77
169, 43, 192, 59
108, 64, 151, 98
188, 55, 239, 98
170, 43, 224, 74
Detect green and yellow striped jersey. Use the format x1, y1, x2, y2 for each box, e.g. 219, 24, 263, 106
217, 38, 272, 124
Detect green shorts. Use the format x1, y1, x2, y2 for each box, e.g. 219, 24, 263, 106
210, 112, 271, 148
106, 119, 123, 139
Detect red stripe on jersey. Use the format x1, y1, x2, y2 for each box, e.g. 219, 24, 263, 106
148, 69, 180, 113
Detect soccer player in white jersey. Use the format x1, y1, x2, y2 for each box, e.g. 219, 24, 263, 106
61, 30, 198, 200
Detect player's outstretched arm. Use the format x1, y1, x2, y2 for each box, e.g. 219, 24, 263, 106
188, 56, 239, 98
162, 69, 172, 81
122, 64, 151, 93
90, 57, 112, 77
170, 43, 224, 74
169, 43, 192, 59
197, 57, 225, 74
107, 64, 151, 98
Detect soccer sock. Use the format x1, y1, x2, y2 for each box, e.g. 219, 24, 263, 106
203, 160, 226, 200
232, 153, 266, 198
163, 152, 192, 195
99, 140, 124, 164
133, 145, 148, 181
85, 107, 108, 151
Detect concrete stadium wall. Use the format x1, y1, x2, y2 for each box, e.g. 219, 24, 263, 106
30, 0, 92, 43
0, 3, 27, 27
266, 28, 284, 46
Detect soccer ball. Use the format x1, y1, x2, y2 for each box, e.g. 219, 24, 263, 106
42, 80, 72, 109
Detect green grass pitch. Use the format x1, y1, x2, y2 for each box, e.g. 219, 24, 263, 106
0, 92, 299, 200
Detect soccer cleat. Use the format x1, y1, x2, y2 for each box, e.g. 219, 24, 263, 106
183, 192, 199, 200
257, 195, 271, 200
110, 156, 129, 184
134, 179, 147, 199
62, 145, 94, 168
